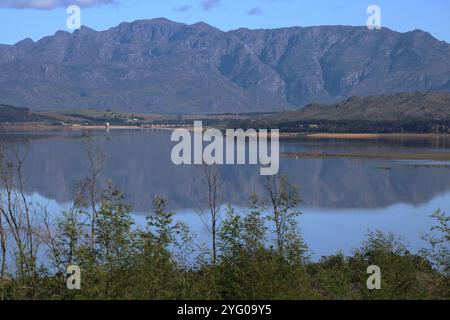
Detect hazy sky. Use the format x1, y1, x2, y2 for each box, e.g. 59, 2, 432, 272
0, 0, 449, 44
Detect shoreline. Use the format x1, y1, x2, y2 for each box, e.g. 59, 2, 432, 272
1, 124, 450, 140
283, 151, 450, 161
0, 124, 144, 132
302, 133, 450, 139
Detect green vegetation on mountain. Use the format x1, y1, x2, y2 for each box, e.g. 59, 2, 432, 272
230, 92, 450, 133
0, 104, 48, 123
273, 92, 450, 122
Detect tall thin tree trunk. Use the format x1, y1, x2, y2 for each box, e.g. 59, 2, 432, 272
0, 211, 6, 278
203, 164, 222, 265
16, 151, 37, 298
84, 138, 104, 260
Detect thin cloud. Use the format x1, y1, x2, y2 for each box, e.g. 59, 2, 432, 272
201, 0, 220, 11
173, 4, 192, 12
247, 7, 262, 16
0, 0, 117, 10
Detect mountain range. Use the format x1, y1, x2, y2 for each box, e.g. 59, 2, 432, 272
1, 18, 450, 114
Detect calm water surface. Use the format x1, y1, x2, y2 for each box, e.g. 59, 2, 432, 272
2, 130, 450, 259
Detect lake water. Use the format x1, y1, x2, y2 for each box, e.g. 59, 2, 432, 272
2, 130, 450, 259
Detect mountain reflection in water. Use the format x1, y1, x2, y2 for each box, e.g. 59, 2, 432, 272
1, 130, 450, 212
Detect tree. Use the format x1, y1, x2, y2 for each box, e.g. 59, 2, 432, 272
351, 231, 435, 300
0, 143, 39, 298
92, 183, 134, 298
265, 176, 307, 261
420, 210, 450, 298
0, 147, 7, 279
201, 164, 222, 265
420, 210, 450, 275
82, 137, 105, 258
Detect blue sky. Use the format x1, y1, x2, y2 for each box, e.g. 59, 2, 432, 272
0, 0, 449, 45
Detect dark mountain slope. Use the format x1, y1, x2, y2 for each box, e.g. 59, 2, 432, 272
282, 91, 450, 121
0, 104, 47, 122
255, 92, 450, 125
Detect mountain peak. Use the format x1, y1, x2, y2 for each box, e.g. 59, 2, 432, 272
112, 18, 186, 33
190, 21, 222, 33
14, 38, 35, 48
75, 25, 97, 35
53, 30, 71, 39
134, 17, 184, 26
